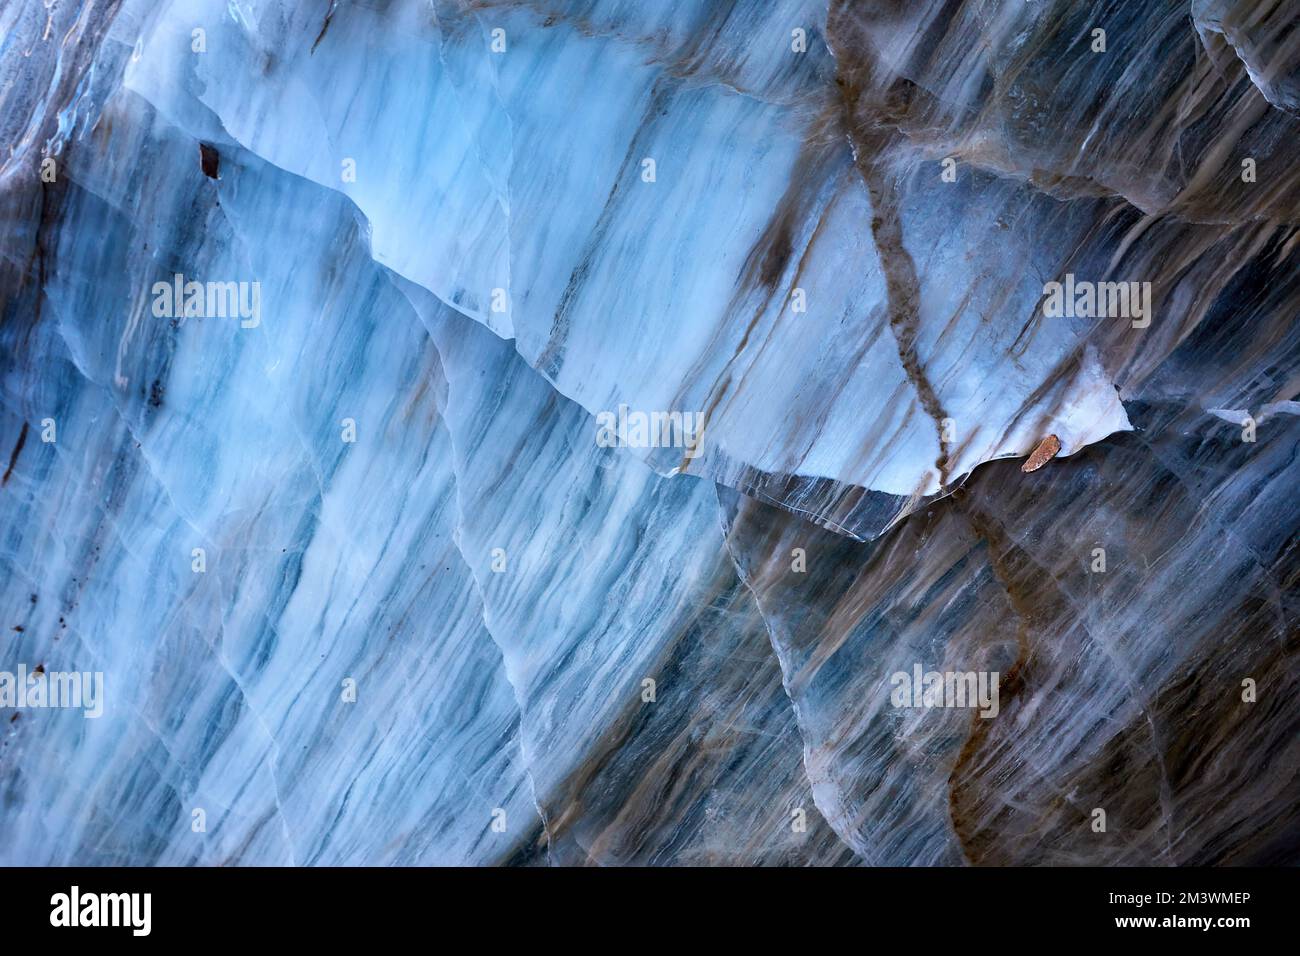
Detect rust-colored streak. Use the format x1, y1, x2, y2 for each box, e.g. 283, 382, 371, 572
946, 489, 1036, 865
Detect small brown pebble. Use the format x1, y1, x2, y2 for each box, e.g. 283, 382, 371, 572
1021, 434, 1061, 473
199, 142, 220, 179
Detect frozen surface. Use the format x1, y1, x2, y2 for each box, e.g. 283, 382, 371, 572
0, 0, 1296, 864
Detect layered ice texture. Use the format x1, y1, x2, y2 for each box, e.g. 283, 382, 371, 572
0, 0, 1297, 864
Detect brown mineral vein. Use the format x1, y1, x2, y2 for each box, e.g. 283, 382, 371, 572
2, 422, 29, 487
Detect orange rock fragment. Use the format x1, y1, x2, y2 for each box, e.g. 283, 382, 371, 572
1021, 434, 1061, 473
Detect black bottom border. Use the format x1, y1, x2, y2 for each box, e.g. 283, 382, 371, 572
0, 866, 1287, 942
